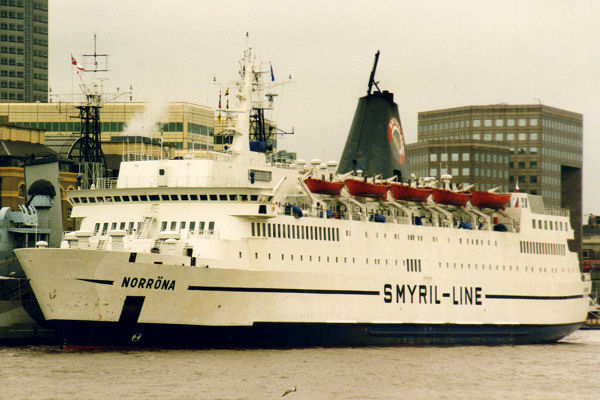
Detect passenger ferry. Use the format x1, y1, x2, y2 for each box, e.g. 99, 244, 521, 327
15, 48, 591, 348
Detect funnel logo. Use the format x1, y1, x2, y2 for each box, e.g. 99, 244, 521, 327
387, 117, 405, 164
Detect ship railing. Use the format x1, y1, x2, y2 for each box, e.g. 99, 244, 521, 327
115, 175, 251, 188
94, 178, 118, 189
122, 148, 234, 161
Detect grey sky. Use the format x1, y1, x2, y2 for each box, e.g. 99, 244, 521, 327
49, 0, 600, 213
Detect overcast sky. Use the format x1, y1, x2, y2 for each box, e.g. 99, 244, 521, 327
49, 0, 600, 214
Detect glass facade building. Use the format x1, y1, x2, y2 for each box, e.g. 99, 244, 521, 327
0, 101, 215, 151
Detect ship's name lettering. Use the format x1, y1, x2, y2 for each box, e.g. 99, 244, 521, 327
121, 276, 175, 291
383, 284, 482, 305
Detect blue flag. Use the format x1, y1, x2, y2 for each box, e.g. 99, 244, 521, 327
270, 64, 275, 81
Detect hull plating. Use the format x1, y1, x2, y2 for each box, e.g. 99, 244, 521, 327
53, 320, 583, 348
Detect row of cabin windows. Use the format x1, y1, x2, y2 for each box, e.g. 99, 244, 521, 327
239, 252, 419, 269
406, 258, 422, 272
92, 221, 216, 236
160, 221, 215, 234
251, 222, 340, 242
95, 222, 137, 236
438, 262, 576, 274
459, 238, 498, 246
72, 193, 260, 204
519, 241, 565, 256
531, 218, 567, 231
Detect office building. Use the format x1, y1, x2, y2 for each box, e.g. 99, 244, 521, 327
408, 104, 583, 255
0, 0, 48, 102
0, 101, 215, 156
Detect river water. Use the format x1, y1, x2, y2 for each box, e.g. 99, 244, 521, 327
1, 329, 599, 400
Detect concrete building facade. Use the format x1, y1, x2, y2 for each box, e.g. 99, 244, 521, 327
406, 141, 510, 192
582, 215, 600, 302
0, 0, 48, 102
409, 104, 583, 256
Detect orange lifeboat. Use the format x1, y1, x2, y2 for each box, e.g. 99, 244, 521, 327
432, 188, 471, 206
389, 183, 432, 202
344, 178, 390, 200
304, 178, 345, 195
470, 190, 510, 210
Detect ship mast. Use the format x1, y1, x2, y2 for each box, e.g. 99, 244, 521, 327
227, 43, 292, 160
69, 35, 132, 189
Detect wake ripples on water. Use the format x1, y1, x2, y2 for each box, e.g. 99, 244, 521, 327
1, 330, 599, 400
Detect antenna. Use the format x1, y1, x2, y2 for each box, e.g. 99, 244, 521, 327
367, 50, 381, 95
83, 33, 108, 72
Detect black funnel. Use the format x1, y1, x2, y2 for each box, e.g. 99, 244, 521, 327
338, 90, 409, 181
338, 52, 409, 181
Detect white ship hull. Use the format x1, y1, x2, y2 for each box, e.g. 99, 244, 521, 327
16, 244, 590, 347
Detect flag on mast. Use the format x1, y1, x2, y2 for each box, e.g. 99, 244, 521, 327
71, 54, 84, 72
270, 64, 275, 81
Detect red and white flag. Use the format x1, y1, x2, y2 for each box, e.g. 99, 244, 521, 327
71, 54, 84, 72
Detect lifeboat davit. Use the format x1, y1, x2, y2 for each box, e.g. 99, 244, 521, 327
432, 188, 471, 206
389, 183, 432, 202
344, 178, 390, 199
304, 178, 345, 195
470, 190, 510, 209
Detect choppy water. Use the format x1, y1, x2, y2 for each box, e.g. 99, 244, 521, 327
1, 330, 599, 400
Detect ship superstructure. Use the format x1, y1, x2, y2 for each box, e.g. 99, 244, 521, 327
15, 47, 591, 348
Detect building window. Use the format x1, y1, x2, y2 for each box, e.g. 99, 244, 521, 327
530, 147, 538, 154
583, 250, 590, 259
495, 133, 503, 140
530, 161, 537, 169
441, 153, 448, 161
473, 120, 481, 127
484, 119, 492, 127
462, 153, 470, 161
451, 153, 459, 161
507, 119, 515, 126
518, 133, 527, 140
462, 167, 470, 176
430, 154, 438, 162
496, 119, 504, 127
530, 118, 538, 126
530, 176, 537, 183
518, 119, 527, 126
